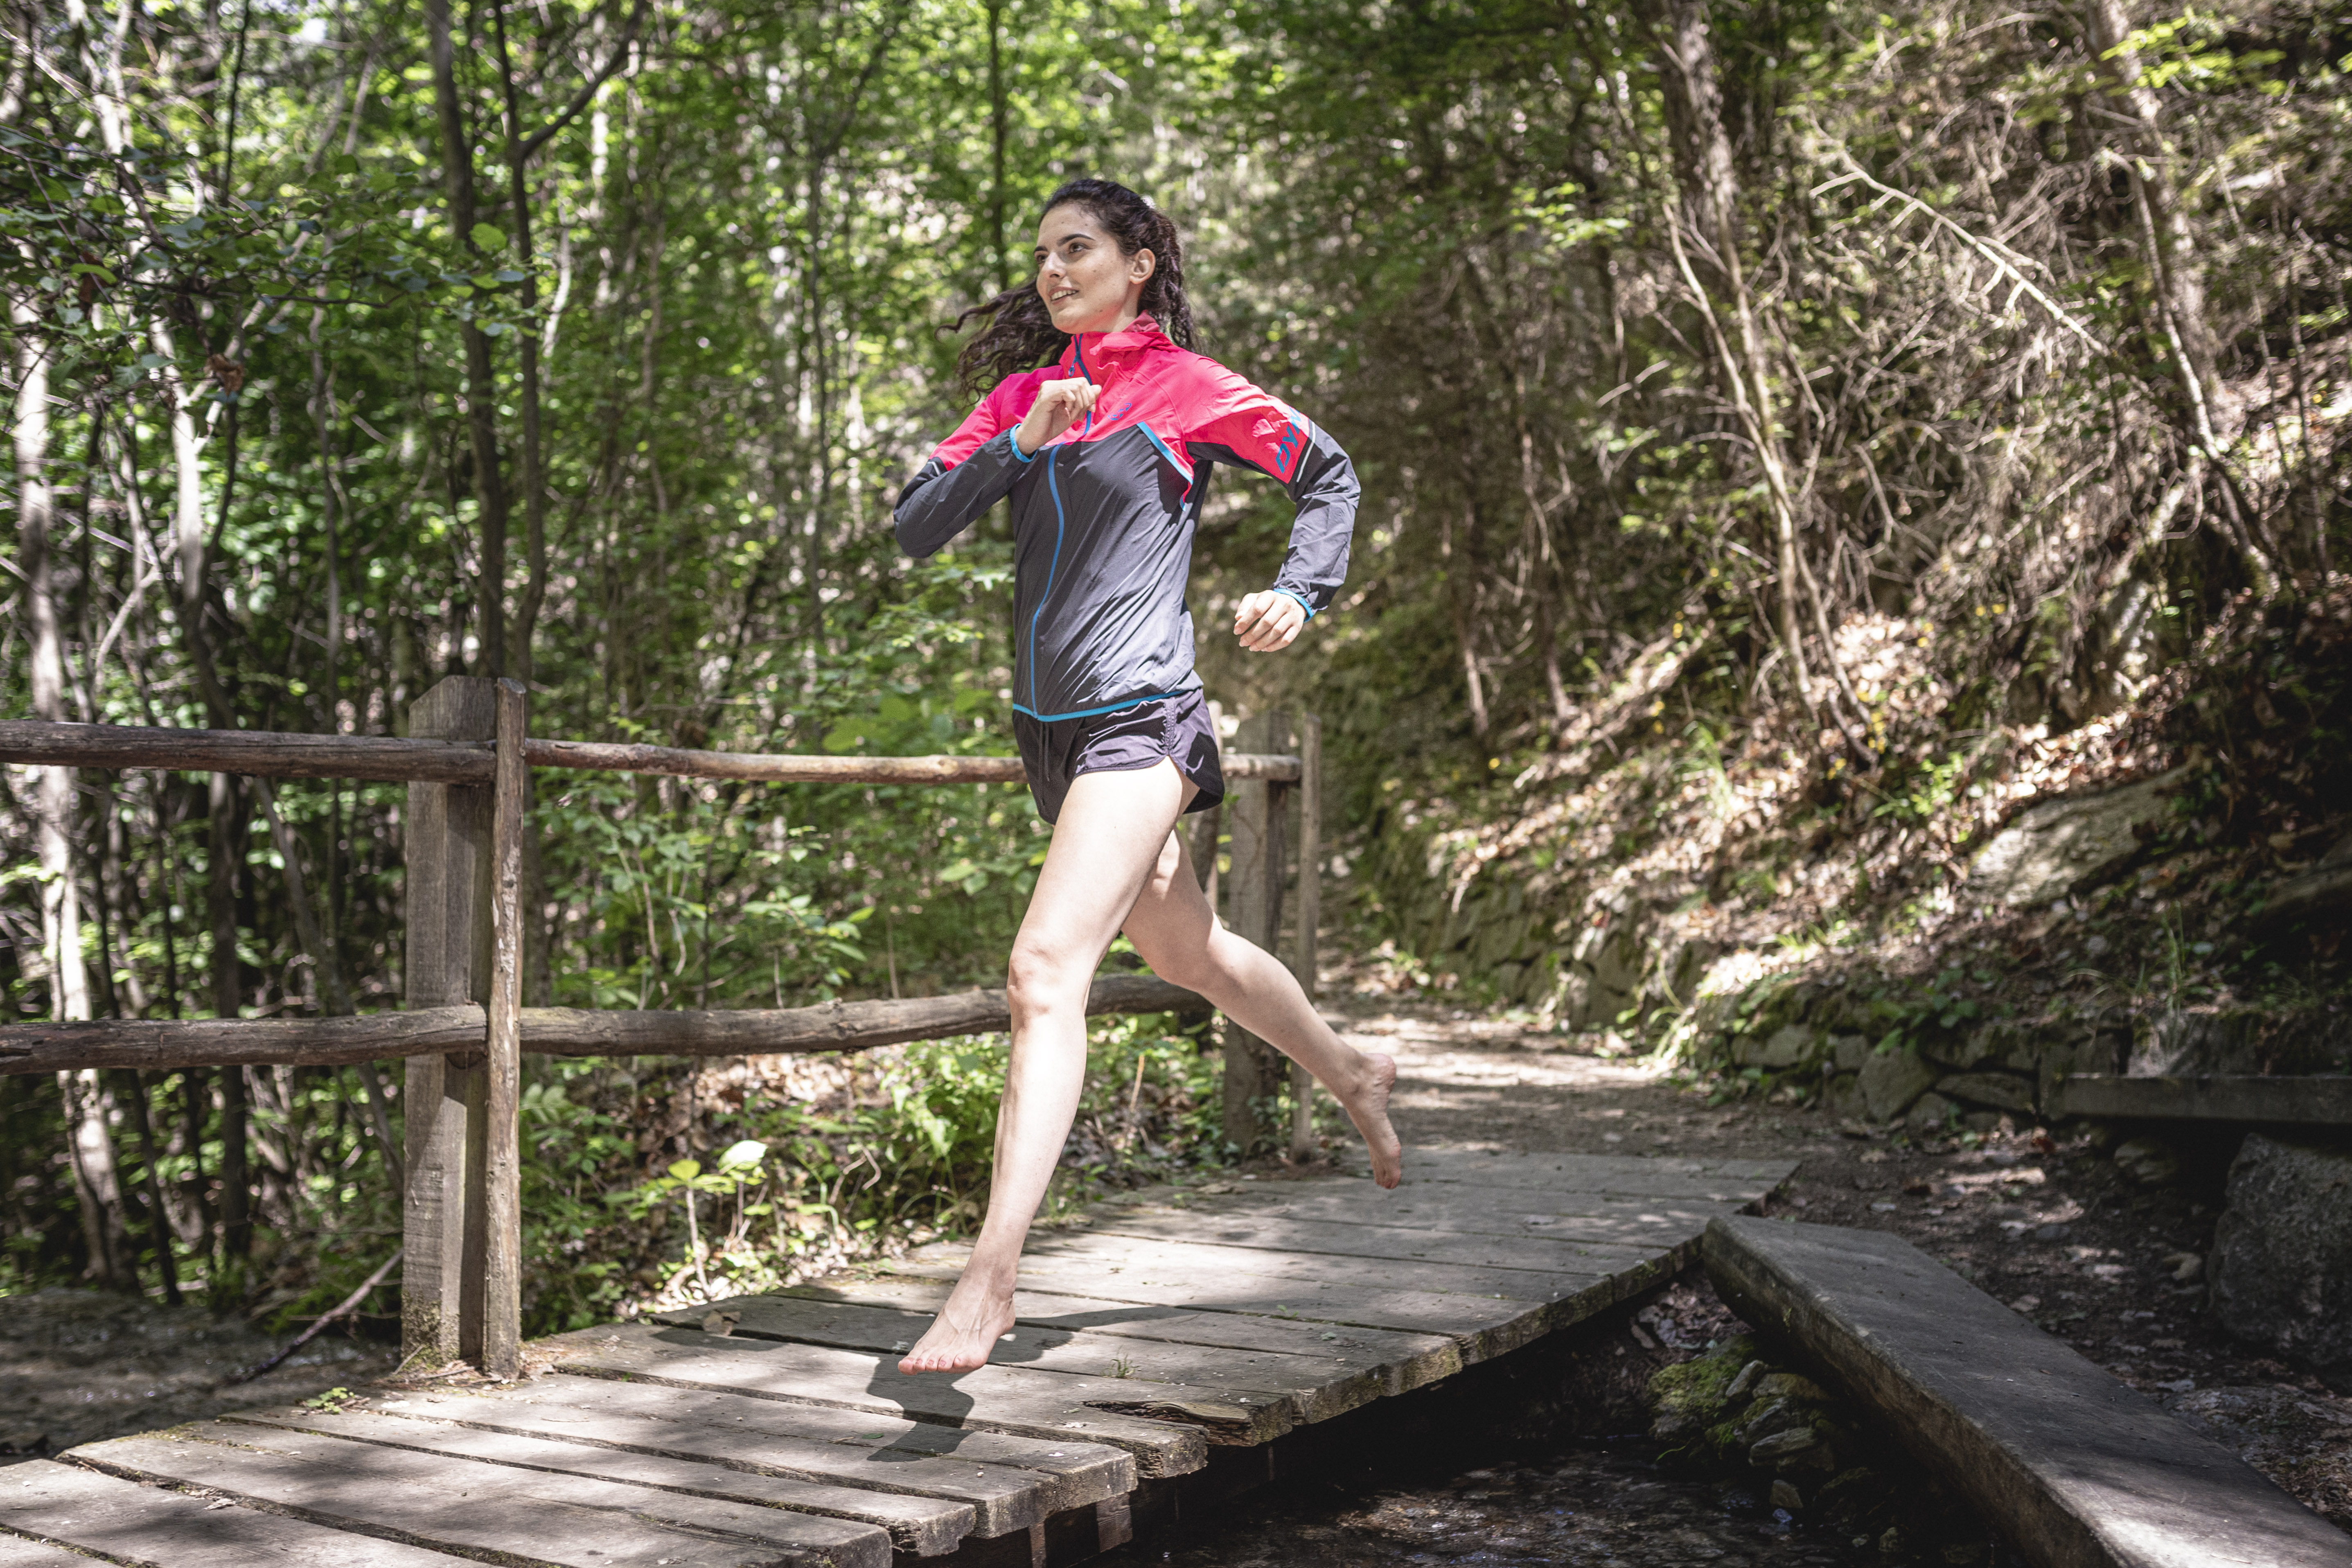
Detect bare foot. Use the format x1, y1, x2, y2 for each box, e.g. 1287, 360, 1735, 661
897, 1271, 1017, 1374
1339, 1050, 1404, 1189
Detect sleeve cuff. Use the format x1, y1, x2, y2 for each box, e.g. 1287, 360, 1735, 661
1006, 428, 1037, 464
1273, 588, 1318, 621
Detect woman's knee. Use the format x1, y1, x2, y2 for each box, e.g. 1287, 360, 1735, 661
1005, 941, 1089, 1019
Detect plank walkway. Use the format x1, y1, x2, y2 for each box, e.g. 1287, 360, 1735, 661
2, 1150, 1789, 1568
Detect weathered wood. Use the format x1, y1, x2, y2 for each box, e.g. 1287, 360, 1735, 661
1289, 712, 1322, 1162
1703, 1214, 2352, 1568
1222, 711, 1289, 1156
325, 1383, 1125, 1538
225, 1403, 978, 1555
1351, 1146, 1796, 1195
0, 717, 498, 782
0, 1457, 480, 1567
643, 1293, 1368, 1434
542, 1322, 1211, 1477
0, 1537, 95, 1568
402, 676, 498, 1369
73, 1424, 892, 1568
482, 678, 530, 1379
0, 976, 1210, 1073
0, 717, 1302, 787
2052, 1074, 2352, 1125
1091, 1191, 1734, 1261
1167, 1169, 1794, 1236
526, 737, 1303, 784
772, 1275, 1458, 1383
890, 1234, 1628, 1352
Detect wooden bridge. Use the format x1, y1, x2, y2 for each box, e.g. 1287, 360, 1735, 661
0, 1149, 1792, 1566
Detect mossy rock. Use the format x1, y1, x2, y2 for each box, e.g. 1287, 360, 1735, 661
1644, 1334, 1758, 1445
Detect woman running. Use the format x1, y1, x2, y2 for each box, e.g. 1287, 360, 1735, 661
890, 178, 1403, 1376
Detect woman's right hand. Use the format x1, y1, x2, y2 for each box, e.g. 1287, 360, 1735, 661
1013, 374, 1097, 458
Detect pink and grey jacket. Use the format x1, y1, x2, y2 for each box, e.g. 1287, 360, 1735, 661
893, 315, 1358, 722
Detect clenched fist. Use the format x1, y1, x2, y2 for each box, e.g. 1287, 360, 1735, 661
1013, 375, 1098, 458
1232, 590, 1307, 652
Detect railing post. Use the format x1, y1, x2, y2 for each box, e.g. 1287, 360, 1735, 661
483, 679, 528, 1377
401, 677, 496, 1369
1224, 710, 1288, 1157
1289, 713, 1322, 1162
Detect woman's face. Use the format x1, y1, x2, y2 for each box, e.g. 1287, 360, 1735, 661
1034, 204, 1154, 337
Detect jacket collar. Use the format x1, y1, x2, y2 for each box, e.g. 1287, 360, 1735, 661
1060, 313, 1168, 371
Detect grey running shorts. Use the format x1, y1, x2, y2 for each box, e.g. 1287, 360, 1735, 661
1012, 688, 1227, 825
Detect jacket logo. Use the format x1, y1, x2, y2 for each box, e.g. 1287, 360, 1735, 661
1272, 418, 1305, 481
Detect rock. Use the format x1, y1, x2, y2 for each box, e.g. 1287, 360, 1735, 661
1906, 1092, 1957, 1134
2212, 1136, 2352, 1390
2113, 1136, 2181, 1187
1751, 1372, 1830, 1403
1830, 1034, 1873, 1073
1750, 1427, 1820, 1464
1723, 1359, 1768, 1403
1966, 767, 2184, 907
1822, 1073, 1863, 1117
1935, 1072, 2035, 1113
1736, 1023, 1821, 1069
1860, 1047, 1939, 1123
1770, 1478, 1804, 1512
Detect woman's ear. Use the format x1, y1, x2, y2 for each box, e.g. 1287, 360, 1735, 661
1130, 248, 1158, 284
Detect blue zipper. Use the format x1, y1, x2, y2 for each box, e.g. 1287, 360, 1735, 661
1029, 445, 1068, 713
1073, 338, 1095, 435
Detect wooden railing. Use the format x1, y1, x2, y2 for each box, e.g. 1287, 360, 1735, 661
0, 677, 1323, 1377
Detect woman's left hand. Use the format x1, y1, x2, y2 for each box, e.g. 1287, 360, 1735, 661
1232, 591, 1306, 652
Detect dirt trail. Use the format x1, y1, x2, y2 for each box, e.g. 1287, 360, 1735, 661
0, 1287, 399, 1460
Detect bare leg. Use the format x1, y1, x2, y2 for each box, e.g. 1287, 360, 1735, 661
1122, 830, 1401, 1189
898, 761, 1191, 1375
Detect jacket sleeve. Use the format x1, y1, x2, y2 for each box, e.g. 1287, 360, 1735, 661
1183, 367, 1357, 618
893, 377, 1038, 559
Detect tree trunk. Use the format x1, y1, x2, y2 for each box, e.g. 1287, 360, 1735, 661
1653, 0, 1817, 717
2085, 0, 2279, 596
426, 0, 511, 675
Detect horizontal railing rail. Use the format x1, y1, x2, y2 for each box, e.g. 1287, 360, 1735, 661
0, 974, 1206, 1074
0, 717, 1303, 785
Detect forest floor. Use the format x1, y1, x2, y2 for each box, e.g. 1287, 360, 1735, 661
1103, 997, 2352, 1567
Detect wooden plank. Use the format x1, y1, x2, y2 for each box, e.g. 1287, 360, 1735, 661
1347, 1147, 1795, 1195
403, 675, 497, 1369
71, 1425, 891, 1568
0, 1456, 481, 1567
2052, 1074, 2352, 1125
769, 1276, 1459, 1382
0, 717, 497, 783
483, 678, 529, 1379
1075, 1201, 1695, 1275
524, 738, 1303, 785
0, 719, 1303, 787
1703, 1214, 2352, 1568
542, 1322, 1212, 1475
342, 1379, 1131, 1534
643, 1292, 1402, 1428
884, 1239, 1638, 1357
0, 976, 1210, 1074
1118, 1177, 1776, 1244
225, 1403, 977, 1555
0, 1535, 101, 1568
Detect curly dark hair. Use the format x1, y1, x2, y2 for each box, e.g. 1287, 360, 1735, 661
949, 178, 1197, 395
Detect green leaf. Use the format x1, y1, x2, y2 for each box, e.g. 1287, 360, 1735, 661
667, 1158, 701, 1182
470, 222, 506, 253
